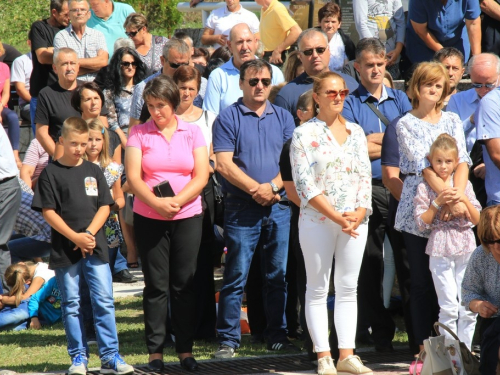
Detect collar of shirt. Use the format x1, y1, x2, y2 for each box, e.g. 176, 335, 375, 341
224, 4, 243, 15
68, 24, 90, 37
236, 98, 274, 116
358, 83, 391, 104
145, 116, 188, 133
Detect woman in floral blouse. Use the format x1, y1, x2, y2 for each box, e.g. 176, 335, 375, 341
395, 62, 471, 352
290, 71, 372, 375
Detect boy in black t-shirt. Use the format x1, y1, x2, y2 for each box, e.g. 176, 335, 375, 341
32, 118, 133, 375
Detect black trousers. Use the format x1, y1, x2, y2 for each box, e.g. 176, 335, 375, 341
357, 183, 395, 345
479, 316, 500, 374
134, 213, 203, 354
401, 231, 439, 345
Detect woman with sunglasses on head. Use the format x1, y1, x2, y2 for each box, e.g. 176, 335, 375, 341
103, 47, 147, 149
462, 206, 500, 374
290, 71, 373, 375
124, 13, 168, 76
394, 62, 471, 354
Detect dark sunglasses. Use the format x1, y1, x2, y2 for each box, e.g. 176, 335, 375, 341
471, 82, 496, 89
482, 238, 500, 245
301, 47, 327, 56
125, 29, 141, 38
120, 61, 137, 68
323, 89, 349, 100
168, 61, 189, 69
244, 78, 272, 87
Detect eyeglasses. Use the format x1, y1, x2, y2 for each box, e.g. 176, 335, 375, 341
243, 78, 272, 87
125, 29, 140, 38
121, 61, 137, 68
482, 238, 500, 245
323, 89, 349, 100
471, 77, 499, 89
300, 47, 327, 56
69, 8, 89, 14
168, 61, 189, 69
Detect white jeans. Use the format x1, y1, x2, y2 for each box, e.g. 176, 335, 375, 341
429, 254, 477, 350
299, 217, 368, 352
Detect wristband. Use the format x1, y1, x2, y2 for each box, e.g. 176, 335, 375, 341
431, 200, 440, 209
85, 230, 94, 236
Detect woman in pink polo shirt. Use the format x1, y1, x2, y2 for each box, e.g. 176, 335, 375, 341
125, 75, 209, 372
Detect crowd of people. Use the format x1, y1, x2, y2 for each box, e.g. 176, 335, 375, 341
2, 0, 500, 374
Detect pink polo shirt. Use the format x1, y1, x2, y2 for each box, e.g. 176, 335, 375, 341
0, 63, 9, 107
127, 116, 206, 221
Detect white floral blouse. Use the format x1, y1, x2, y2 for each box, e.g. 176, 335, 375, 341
290, 117, 372, 224
395, 111, 471, 237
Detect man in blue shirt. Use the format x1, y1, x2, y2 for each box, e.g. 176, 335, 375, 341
87, 0, 135, 57
203, 23, 284, 115
342, 38, 412, 352
212, 59, 295, 358
274, 28, 358, 125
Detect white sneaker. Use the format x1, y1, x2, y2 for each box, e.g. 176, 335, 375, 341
68, 355, 88, 375
317, 356, 337, 375
336, 355, 373, 375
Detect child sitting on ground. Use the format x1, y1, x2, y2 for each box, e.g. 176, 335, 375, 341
32, 117, 133, 375
414, 133, 481, 350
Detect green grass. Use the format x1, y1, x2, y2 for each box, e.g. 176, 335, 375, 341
0, 296, 410, 372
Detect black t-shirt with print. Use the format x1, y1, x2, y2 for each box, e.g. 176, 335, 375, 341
32, 160, 114, 269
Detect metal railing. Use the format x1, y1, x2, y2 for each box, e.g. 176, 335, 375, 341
176, 1, 291, 26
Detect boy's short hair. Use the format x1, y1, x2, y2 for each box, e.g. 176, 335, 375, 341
61, 117, 89, 138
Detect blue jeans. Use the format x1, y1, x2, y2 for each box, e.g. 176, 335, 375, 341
8, 236, 52, 263
217, 195, 290, 348
109, 246, 127, 274
30, 96, 37, 136
55, 255, 119, 361
0, 299, 29, 331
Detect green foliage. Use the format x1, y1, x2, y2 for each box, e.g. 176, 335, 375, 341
0, 0, 47, 52
117, 0, 183, 37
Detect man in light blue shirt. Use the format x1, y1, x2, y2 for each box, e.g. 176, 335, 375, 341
474, 54, 500, 206
87, 0, 135, 57
203, 23, 284, 115
447, 53, 500, 154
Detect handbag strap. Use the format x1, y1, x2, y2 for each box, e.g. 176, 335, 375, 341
366, 101, 390, 126
434, 321, 460, 341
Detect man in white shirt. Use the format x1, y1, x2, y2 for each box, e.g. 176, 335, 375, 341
11, 38, 33, 122
201, 0, 260, 49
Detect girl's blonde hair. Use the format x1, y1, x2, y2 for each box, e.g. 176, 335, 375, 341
5, 262, 32, 307
83, 118, 111, 168
407, 61, 450, 111
429, 133, 459, 160
477, 205, 500, 251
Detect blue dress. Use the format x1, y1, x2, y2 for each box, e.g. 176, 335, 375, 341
405, 0, 481, 64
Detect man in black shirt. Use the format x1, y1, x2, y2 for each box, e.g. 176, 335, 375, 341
29, 0, 69, 132
35, 47, 81, 159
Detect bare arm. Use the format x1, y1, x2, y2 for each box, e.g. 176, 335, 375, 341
382, 165, 403, 201
129, 117, 141, 130
1, 79, 10, 107
283, 181, 300, 206
270, 24, 302, 64
465, 17, 482, 56
366, 132, 383, 160
36, 124, 56, 157
484, 138, 500, 170
0, 277, 46, 306
110, 177, 125, 212
20, 164, 36, 189
14, 82, 31, 103
172, 146, 209, 207
216, 151, 260, 193
200, 28, 227, 47
480, 0, 500, 21
410, 20, 444, 52
77, 50, 109, 74
35, 47, 54, 65
423, 162, 469, 195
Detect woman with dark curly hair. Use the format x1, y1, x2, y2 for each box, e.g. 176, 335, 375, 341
103, 47, 146, 148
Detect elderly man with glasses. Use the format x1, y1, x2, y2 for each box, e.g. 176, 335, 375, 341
128, 38, 207, 128
53, 0, 108, 82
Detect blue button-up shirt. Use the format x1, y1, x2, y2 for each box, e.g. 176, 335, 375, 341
212, 98, 295, 198
342, 84, 412, 180
406, 0, 481, 63
446, 88, 480, 153
475, 88, 500, 203
203, 58, 285, 115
